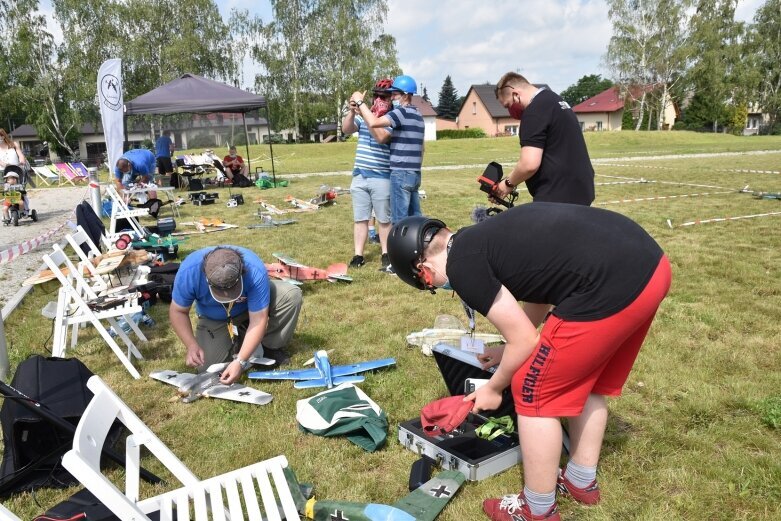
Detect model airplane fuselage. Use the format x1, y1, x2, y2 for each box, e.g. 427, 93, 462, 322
265, 253, 352, 285
249, 350, 395, 389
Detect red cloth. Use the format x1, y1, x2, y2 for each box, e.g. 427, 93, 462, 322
223, 154, 244, 171
420, 395, 474, 437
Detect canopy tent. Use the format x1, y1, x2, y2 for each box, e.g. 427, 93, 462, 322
124, 73, 276, 179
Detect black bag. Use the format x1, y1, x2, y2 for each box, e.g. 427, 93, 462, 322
231, 172, 253, 188
148, 262, 180, 303
0, 357, 96, 497
187, 178, 204, 191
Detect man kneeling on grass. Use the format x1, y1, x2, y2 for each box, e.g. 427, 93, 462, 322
387, 203, 671, 521
170, 246, 303, 384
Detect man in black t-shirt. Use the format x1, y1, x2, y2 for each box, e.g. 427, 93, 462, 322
387, 205, 671, 521
492, 72, 594, 206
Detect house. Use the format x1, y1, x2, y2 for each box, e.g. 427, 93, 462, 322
744, 103, 770, 135
573, 86, 677, 131
412, 95, 438, 141
438, 83, 550, 137
572, 87, 624, 131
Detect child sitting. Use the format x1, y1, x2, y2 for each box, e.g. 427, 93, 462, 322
2, 167, 29, 223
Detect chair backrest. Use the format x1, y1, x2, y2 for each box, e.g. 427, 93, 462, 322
68, 162, 90, 178
65, 225, 107, 289
62, 376, 299, 521
33, 165, 59, 179
53, 162, 76, 179
0, 503, 22, 521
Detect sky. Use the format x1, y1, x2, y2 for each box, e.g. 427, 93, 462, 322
40, 0, 766, 106
216, 0, 765, 106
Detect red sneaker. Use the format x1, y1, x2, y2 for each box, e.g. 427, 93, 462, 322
482, 493, 560, 521
557, 468, 601, 505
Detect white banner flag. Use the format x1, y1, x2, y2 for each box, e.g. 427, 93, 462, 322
97, 59, 124, 171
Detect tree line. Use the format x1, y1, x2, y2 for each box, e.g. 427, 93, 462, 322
0, 0, 400, 154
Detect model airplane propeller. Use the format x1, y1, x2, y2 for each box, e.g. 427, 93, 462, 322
248, 350, 395, 389
265, 253, 352, 285
150, 355, 275, 405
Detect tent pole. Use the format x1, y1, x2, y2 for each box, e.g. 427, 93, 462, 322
242, 112, 251, 176
265, 105, 276, 184
123, 114, 129, 152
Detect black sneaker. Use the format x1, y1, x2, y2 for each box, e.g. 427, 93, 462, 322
349, 255, 365, 268
265, 349, 291, 367
379, 253, 391, 272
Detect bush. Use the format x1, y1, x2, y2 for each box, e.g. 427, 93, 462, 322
188, 132, 217, 148
436, 128, 487, 140
140, 139, 154, 150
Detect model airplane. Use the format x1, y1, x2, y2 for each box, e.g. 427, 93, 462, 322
308, 185, 350, 207
248, 350, 395, 389
256, 200, 314, 215
265, 253, 352, 285
282, 465, 465, 521
150, 355, 275, 405
406, 314, 505, 356
285, 195, 321, 211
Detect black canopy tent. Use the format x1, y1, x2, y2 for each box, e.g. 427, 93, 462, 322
124, 73, 276, 180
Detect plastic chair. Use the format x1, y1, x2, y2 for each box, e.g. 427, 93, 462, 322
0, 504, 22, 521
61, 376, 300, 520
42, 244, 145, 379
105, 185, 149, 242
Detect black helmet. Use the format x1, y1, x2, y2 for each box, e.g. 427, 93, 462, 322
387, 216, 446, 291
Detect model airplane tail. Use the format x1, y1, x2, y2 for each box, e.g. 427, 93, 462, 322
302, 470, 465, 521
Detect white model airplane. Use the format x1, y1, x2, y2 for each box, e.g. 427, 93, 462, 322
150, 356, 275, 405
248, 350, 395, 389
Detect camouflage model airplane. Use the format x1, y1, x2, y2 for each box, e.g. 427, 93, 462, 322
282, 466, 465, 521
150, 355, 274, 405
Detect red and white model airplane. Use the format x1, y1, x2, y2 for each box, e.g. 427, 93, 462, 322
264, 253, 352, 285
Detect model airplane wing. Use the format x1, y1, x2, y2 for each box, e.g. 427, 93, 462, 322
300, 470, 464, 521
272, 252, 307, 268
200, 383, 273, 405
248, 367, 322, 381
150, 369, 197, 389
331, 358, 396, 377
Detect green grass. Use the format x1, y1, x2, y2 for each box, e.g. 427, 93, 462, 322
3, 131, 781, 519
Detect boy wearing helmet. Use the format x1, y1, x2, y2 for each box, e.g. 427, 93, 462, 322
2, 167, 29, 222
387, 204, 671, 521
351, 74, 425, 227
343, 78, 394, 271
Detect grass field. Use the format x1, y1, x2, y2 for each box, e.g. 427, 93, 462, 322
3, 131, 781, 519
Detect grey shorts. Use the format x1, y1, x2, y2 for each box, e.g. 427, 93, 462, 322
350, 175, 391, 223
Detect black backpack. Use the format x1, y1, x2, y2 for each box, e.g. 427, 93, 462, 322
0, 356, 96, 497
232, 172, 253, 188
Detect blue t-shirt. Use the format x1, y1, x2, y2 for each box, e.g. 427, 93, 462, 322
113, 149, 156, 181
172, 246, 270, 321
386, 105, 425, 171
155, 135, 173, 158
352, 117, 390, 179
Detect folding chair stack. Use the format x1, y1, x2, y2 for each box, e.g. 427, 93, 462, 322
51, 162, 89, 186
42, 243, 146, 379
62, 376, 300, 520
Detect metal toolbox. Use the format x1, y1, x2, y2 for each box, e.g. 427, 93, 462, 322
398, 416, 521, 482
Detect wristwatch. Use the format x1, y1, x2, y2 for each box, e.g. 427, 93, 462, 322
237, 358, 250, 370
355, 99, 364, 108
504, 178, 517, 189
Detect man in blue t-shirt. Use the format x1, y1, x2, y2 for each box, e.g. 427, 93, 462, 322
351, 74, 425, 225
155, 130, 175, 182
114, 148, 156, 188
170, 246, 303, 384
343, 77, 394, 272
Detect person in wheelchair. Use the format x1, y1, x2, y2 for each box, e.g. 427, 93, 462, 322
2, 166, 35, 225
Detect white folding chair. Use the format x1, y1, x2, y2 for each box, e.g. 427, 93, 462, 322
65, 224, 111, 292
62, 376, 300, 521
105, 185, 149, 242
0, 504, 22, 521
43, 244, 145, 379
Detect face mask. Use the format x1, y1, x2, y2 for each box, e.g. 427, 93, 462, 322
371, 97, 391, 117
438, 279, 453, 291
229, 153, 236, 158
391, 99, 401, 109
508, 94, 524, 120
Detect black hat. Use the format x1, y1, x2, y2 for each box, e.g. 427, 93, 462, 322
387, 216, 446, 291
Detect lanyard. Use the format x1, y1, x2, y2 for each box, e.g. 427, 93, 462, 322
222, 301, 236, 341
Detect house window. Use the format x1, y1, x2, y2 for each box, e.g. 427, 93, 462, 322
747, 117, 759, 129
596, 121, 603, 131
472, 102, 477, 115
580, 121, 585, 132
504, 125, 518, 136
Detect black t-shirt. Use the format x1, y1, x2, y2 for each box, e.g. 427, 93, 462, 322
446, 202, 664, 321
520, 89, 595, 205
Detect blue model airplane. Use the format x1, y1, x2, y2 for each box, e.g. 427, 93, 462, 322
248, 350, 395, 389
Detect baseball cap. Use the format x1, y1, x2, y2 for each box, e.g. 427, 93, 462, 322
203, 247, 244, 303
420, 395, 474, 437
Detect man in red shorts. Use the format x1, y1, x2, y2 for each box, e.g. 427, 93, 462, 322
386, 203, 671, 521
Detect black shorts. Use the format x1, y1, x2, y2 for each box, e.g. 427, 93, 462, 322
156, 156, 174, 174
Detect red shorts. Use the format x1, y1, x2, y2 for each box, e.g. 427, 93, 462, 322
511, 255, 672, 417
